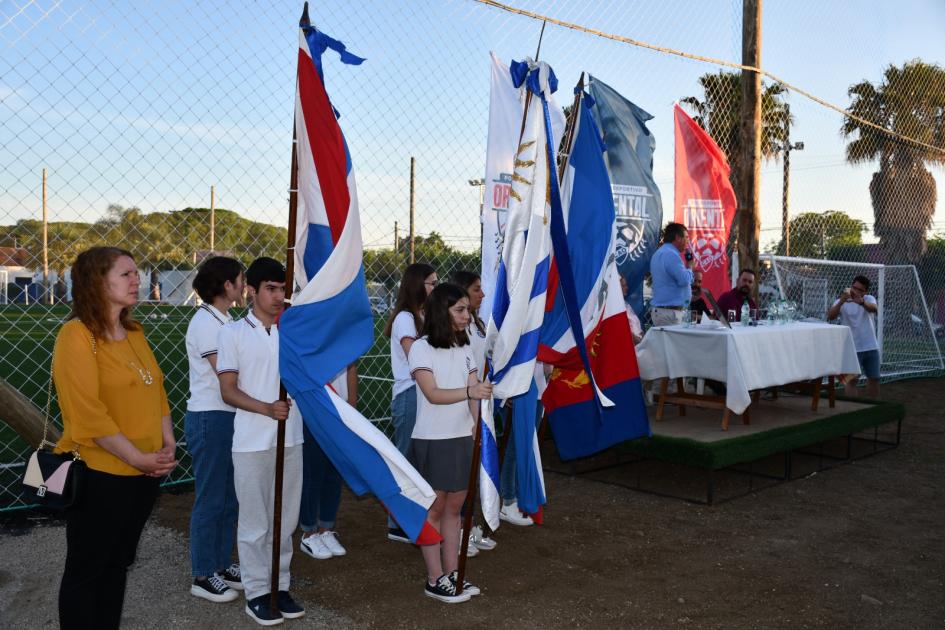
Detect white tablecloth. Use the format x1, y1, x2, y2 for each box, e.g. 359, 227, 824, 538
635, 322, 861, 414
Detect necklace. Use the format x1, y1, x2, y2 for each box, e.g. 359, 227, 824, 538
126, 338, 155, 386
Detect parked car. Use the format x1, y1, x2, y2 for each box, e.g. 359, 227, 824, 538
369, 296, 390, 316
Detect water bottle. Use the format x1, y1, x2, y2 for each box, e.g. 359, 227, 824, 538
684, 298, 691, 327
740, 300, 750, 326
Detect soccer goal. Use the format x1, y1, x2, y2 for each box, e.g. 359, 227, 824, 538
758, 254, 945, 381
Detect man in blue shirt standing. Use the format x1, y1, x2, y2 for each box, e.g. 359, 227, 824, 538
649, 222, 695, 327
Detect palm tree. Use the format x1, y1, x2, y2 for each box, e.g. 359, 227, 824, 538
680, 71, 791, 231
841, 60, 945, 263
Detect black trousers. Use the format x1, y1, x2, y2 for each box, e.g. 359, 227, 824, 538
59, 469, 159, 630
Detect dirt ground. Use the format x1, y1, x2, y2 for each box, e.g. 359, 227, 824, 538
2, 378, 943, 629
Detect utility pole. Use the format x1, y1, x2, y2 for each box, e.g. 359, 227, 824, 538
780, 104, 803, 257
737, 0, 762, 278
42, 168, 50, 305
394, 221, 400, 254
409, 157, 416, 264
210, 185, 216, 253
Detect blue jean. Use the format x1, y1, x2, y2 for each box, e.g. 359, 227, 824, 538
388, 386, 417, 528
498, 406, 517, 503
498, 401, 544, 504
300, 423, 342, 532
857, 349, 881, 379
184, 410, 238, 577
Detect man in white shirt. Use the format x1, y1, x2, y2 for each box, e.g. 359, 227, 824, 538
217, 257, 305, 625
827, 274, 880, 398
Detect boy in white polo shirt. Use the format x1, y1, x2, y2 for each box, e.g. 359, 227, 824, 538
217, 257, 305, 626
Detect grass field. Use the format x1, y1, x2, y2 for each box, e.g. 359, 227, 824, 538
0, 304, 396, 509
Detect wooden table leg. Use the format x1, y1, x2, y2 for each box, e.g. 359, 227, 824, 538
655, 378, 669, 421
676, 378, 687, 416
811, 377, 821, 412
828, 375, 836, 408
721, 407, 731, 431
743, 391, 759, 425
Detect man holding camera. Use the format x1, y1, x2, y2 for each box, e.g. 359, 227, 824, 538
827, 275, 880, 398
649, 222, 695, 327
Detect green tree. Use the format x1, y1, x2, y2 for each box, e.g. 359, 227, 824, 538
680, 71, 791, 228
776, 210, 867, 259
841, 60, 945, 263
363, 231, 479, 289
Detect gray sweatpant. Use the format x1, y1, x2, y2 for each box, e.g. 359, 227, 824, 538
233, 445, 302, 601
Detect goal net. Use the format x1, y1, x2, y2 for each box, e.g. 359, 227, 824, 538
758, 255, 945, 381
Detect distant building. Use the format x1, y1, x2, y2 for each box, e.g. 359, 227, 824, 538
0, 247, 35, 304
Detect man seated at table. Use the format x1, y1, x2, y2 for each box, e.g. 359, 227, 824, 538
827, 275, 880, 399
715, 268, 757, 322
690, 271, 711, 318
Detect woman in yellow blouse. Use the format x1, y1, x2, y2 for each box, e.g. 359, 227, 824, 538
53, 246, 178, 630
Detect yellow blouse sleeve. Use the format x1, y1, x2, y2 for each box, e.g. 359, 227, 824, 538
52, 321, 120, 445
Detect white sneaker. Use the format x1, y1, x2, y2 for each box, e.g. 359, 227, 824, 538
318, 531, 347, 557
470, 525, 497, 551
463, 540, 479, 557
499, 502, 534, 527
300, 533, 331, 560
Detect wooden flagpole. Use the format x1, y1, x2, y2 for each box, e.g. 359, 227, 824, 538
269, 1, 307, 614
456, 21, 549, 595
455, 396, 483, 593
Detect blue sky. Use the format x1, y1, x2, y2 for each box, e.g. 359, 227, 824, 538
1, 0, 943, 252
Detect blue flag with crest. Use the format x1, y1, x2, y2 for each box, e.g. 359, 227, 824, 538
588, 76, 663, 316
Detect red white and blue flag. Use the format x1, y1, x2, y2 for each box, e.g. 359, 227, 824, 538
538, 90, 651, 460
279, 18, 439, 545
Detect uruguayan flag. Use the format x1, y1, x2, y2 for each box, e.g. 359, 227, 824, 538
479, 58, 563, 529
486, 58, 564, 400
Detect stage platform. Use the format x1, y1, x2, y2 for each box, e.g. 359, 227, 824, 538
542, 392, 905, 505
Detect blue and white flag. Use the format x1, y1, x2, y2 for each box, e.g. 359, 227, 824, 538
588, 76, 663, 317
482, 58, 565, 528
279, 19, 439, 545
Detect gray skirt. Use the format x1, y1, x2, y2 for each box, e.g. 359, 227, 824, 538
409, 436, 474, 493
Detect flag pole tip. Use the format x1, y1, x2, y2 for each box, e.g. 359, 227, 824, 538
300, 2, 311, 27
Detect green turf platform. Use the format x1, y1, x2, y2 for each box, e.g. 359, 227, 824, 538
617, 394, 905, 471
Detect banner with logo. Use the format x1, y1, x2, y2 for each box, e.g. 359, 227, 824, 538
588, 76, 663, 316
480, 52, 565, 322
673, 103, 738, 298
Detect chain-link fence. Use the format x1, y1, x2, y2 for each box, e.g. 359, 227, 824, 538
2, 0, 943, 509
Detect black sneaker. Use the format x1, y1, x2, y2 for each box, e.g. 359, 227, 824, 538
245, 594, 284, 626
387, 526, 411, 543
276, 591, 305, 619
219, 564, 243, 591
424, 574, 472, 604
448, 570, 481, 596
190, 574, 238, 603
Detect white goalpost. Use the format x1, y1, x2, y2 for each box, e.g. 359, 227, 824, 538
759, 254, 945, 381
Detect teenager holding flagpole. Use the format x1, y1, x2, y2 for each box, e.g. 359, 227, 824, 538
408, 283, 493, 602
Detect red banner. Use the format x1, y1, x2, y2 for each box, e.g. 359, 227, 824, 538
673, 104, 738, 298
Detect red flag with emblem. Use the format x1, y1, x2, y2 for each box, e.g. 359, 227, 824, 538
673, 103, 738, 298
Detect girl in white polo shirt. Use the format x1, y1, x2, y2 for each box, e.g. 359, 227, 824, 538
382, 262, 437, 543
408, 283, 493, 604
184, 256, 245, 603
